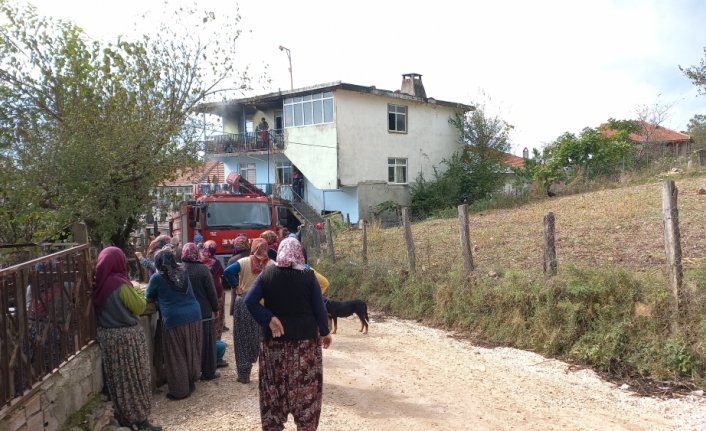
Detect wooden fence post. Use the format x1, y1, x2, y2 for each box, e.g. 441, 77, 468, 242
71, 222, 89, 244
543, 212, 557, 277
402, 207, 416, 273
362, 219, 368, 265
325, 218, 336, 264
346, 213, 351, 227
458, 204, 474, 274
662, 180, 683, 330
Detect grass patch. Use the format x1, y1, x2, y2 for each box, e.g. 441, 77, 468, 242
60, 394, 104, 431
322, 171, 706, 387
319, 259, 706, 385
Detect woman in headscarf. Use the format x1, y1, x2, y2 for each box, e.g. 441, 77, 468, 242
146, 248, 202, 400
201, 240, 229, 368
244, 238, 332, 430
223, 237, 273, 383
259, 230, 279, 260
93, 247, 161, 431
201, 241, 226, 341
180, 242, 220, 381
226, 234, 250, 316
137, 234, 173, 275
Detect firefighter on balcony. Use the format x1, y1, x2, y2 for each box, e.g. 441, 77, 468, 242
257, 117, 269, 150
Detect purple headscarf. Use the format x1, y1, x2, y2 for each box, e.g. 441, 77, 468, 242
93, 247, 132, 314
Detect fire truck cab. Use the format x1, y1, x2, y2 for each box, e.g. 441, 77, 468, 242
169, 174, 295, 265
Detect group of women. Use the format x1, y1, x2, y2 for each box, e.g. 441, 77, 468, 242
93, 229, 332, 430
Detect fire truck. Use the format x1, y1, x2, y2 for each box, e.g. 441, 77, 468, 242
169, 173, 295, 265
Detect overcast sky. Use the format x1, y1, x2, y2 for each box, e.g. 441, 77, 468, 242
28, 0, 706, 155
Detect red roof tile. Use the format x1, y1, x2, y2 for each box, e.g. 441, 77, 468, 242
503, 153, 526, 168
163, 160, 225, 186
601, 121, 691, 144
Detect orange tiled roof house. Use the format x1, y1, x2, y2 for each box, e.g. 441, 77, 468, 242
146, 161, 225, 234
601, 121, 693, 160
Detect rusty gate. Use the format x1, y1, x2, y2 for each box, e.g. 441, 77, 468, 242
0, 245, 96, 409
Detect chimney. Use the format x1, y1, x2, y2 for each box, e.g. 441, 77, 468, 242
400, 73, 426, 98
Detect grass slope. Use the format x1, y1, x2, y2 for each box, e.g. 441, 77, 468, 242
321, 174, 706, 389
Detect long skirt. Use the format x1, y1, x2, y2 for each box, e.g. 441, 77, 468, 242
163, 320, 202, 399
97, 325, 151, 426
215, 293, 225, 340
201, 318, 217, 379
233, 295, 260, 379
258, 338, 323, 431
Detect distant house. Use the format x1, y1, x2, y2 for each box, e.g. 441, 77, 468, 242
148, 160, 225, 234
500, 152, 526, 195
602, 121, 693, 160
199, 73, 473, 224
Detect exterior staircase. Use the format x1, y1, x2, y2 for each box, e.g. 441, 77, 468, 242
291, 199, 324, 226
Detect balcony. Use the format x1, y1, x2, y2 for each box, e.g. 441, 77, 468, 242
204, 130, 286, 155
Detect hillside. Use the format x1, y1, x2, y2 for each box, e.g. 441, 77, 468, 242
333, 174, 706, 279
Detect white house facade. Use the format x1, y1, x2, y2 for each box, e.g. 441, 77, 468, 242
200, 74, 472, 224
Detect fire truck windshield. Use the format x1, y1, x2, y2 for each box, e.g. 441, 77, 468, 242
205, 201, 272, 229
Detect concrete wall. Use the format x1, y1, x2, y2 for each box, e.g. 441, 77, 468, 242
357, 182, 411, 222
283, 124, 338, 190
0, 345, 103, 431
304, 182, 359, 223
0, 314, 160, 431
335, 89, 462, 187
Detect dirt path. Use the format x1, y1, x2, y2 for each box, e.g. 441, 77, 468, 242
151, 306, 706, 431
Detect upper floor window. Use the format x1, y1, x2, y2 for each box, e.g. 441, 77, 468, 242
284, 92, 334, 127
388, 158, 407, 184
239, 163, 256, 184
388, 104, 407, 133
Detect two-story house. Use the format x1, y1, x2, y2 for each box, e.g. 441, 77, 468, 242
200, 73, 473, 224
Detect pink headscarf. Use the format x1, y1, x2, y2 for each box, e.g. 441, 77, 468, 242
275, 237, 306, 270
181, 242, 201, 262
93, 247, 131, 314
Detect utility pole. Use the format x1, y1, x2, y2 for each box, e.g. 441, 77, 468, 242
279, 45, 293, 90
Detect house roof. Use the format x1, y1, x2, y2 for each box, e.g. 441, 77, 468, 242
199, 81, 474, 117
601, 121, 691, 144
503, 152, 526, 168
162, 160, 225, 187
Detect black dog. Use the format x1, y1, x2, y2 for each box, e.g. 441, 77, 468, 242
325, 299, 369, 334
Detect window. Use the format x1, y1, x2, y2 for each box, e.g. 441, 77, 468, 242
276, 161, 292, 185
388, 104, 407, 133
239, 163, 256, 184
388, 158, 407, 184
205, 201, 272, 229
284, 91, 334, 127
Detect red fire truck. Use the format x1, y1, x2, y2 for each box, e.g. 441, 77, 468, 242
169, 173, 294, 265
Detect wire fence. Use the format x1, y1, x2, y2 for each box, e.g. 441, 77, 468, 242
307, 179, 706, 302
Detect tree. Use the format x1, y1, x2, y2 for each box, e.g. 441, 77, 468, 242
686, 114, 706, 151
449, 106, 513, 200
514, 119, 638, 196
632, 100, 674, 163
0, 1, 247, 247
411, 105, 513, 215
512, 147, 563, 196
681, 47, 706, 95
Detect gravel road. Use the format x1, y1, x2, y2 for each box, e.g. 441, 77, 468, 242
150, 307, 706, 431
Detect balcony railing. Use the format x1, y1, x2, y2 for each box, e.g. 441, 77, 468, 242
204, 130, 286, 155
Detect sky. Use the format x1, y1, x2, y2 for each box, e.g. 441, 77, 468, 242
26, 0, 706, 155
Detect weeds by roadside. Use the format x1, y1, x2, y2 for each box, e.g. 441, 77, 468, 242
319, 259, 706, 393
